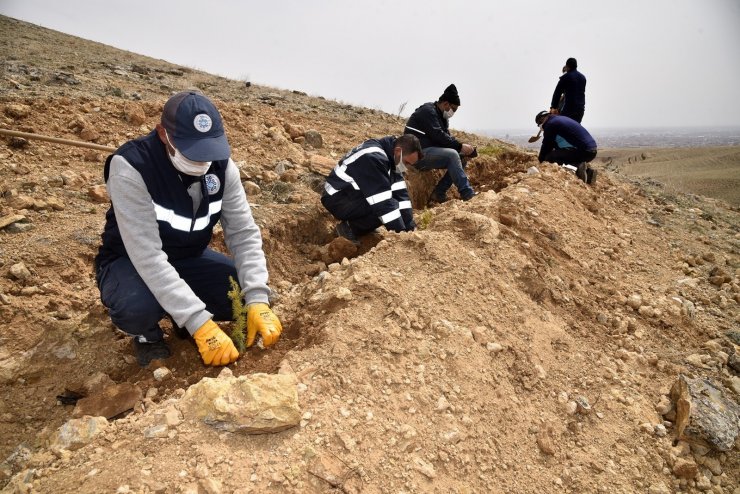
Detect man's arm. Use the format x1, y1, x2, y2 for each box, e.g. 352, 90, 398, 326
407, 104, 462, 151
550, 76, 565, 110
107, 156, 212, 333
219, 160, 271, 305
391, 172, 415, 231
538, 131, 556, 162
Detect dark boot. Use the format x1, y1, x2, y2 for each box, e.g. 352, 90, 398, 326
586, 168, 598, 185
427, 191, 448, 206
132, 338, 172, 367
335, 220, 359, 244
575, 163, 588, 183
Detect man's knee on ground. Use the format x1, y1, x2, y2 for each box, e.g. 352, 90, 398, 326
109, 292, 162, 330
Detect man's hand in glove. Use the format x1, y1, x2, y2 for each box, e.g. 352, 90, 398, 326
193, 320, 239, 366
247, 303, 283, 347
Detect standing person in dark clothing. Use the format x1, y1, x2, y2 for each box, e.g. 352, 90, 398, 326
550, 58, 586, 123
321, 135, 423, 242
535, 111, 598, 185
404, 84, 477, 204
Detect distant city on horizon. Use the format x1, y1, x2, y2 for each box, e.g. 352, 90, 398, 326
480, 125, 740, 149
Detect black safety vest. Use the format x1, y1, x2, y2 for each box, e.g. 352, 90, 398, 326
95, 131, 227, 270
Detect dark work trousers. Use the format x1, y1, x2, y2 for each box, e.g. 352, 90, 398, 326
96, 248, 238, 342
542, 148, 597, 166
321, 189, 381, 236
561, 108, 584, 123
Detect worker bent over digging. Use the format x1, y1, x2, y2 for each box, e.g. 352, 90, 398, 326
95, 91, 282, 367
535, 110, 598, 185
321, 135, 422, 243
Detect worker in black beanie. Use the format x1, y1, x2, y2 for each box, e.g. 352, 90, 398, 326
404, 84, 477, 204
440, 84, 461, 106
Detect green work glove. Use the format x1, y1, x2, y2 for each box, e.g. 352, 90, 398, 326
193, 320, 239, 366
247, 303, 282, 347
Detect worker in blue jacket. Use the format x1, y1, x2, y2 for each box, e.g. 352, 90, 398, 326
535, 111, 598, 185
550, 58, 586, 123
321, 135, 423, 242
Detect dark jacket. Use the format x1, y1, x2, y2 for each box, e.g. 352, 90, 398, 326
96, 131, 227, 270
404, 102, 462, 151
539, 115, 597, 162
551, 69, 586, 115
322, 136, 414, 232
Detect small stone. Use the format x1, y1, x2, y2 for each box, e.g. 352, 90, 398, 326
471, 326, 488, 345
9, 263, 32, 281
303, 130, 323, 148
5, 222, 35, 233
654, 424, 667, 437
199, 478, 222, 494
638, 305, 655, 317
702, 456, 722, 476
143, 424, 168, 439
695, 474, 712, 491
487, 342, 503, 353
536, 426, 557, 455
648, 482, 672, 494
673, 458, 699, 479
87, 185, 109, 203
243, 180, 261, 196
412, 457, 436, 479
334, 287, 352, 301
435, 396, 450, 412
574, 395, 591, 414
656, 395, 673, 415
626, 294, 642, 309
153, 367, 171, 382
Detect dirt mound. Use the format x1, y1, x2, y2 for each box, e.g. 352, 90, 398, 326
1, 15, 739, 494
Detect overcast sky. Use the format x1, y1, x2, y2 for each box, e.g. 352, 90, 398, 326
2, 0, 739, 132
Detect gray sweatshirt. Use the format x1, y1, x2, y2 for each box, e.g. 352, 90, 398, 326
107, 155, 270, 334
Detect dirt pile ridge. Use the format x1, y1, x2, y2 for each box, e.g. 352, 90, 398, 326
1, 15, 739, 494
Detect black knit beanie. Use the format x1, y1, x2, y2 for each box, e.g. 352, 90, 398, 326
439, 84, 461, 106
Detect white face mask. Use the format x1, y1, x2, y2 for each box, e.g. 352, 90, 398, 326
443, 109, 455, 120
165, 131, 212, 176
395, 150, 407, 174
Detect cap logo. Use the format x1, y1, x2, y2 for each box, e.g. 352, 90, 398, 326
205, 174, 221, 195
193, 114, 213, 133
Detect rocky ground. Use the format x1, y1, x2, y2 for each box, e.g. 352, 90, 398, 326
1, 15, 739, 494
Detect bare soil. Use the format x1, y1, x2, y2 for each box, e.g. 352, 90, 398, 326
1, 16, 739, 494
599, 147, 740, 206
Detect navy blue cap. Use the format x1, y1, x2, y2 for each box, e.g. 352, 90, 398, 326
161, 91, 231, 161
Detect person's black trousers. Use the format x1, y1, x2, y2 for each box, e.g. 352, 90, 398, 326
321, 190, 381, 235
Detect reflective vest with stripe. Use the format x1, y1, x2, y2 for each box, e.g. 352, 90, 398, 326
96, 131, 227, 269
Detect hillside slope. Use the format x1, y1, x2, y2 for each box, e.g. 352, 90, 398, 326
599, 147, 740, 206
1, 16, 739, 494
